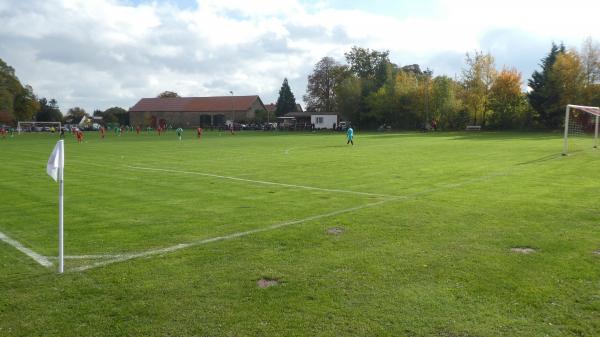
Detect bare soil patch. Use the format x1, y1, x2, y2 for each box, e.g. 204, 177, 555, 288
257, 278, 279, 288
593, 250, 600, 256
510, 247, 536, 254
327, 227, 345, 235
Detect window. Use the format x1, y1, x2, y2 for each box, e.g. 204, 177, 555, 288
316, 117, 324, 124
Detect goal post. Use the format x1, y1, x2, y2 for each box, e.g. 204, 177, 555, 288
562, 105, 600, 155
17, 121, 62, 135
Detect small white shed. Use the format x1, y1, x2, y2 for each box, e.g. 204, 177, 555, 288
310, 112, 338, 129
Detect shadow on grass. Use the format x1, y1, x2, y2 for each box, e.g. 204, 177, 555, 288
516, 153, 563, 165
447, 131, 561, 141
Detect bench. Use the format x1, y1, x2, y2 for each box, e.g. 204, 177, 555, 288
466, 125, 481, 131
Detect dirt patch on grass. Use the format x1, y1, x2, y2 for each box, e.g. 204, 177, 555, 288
510, 247, 536, 254
593, 250, 600, 256
257, 278, 279, 288
327, 227, 345, 235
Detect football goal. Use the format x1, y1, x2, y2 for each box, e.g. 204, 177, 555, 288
562, 104, 600, 155
17, 121, 62, 135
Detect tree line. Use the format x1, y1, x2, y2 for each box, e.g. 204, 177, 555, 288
303, 38, 600, 130
3, 37, 599, 131
0, 57, 131, 126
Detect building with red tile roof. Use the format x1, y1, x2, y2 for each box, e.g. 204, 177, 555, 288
129, 95, 267, 128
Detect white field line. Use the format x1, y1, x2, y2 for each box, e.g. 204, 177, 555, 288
283, 147, 296, 155
0, 231, 53, 268
73, 199, 393, 272
126, 165, 395, 198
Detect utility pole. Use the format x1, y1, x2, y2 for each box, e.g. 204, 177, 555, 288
230, 91, 234, 129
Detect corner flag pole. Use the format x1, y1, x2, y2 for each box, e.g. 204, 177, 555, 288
47, 140, 65, 273
58, 140, 64, 273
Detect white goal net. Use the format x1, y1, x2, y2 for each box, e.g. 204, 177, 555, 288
562, 105, 600, 155
17, 121, 62, 135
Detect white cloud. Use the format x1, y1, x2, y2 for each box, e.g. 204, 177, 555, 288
0, 0, 598, 113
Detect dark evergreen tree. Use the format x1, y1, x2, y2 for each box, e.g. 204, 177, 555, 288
528, 42, 566, 128
275, 78, 297, 116
36, 98, 63, 122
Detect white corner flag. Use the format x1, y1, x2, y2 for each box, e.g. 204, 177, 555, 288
47, 140, 65, 273
47, 141, 62, 181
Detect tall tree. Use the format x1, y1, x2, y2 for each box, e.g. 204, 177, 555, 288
344, 46, 390, 80
580, 37, 600, 85
13, 85, 39, 121
66, 107, 88, 124
335, 76, 362, 124
488, 68, 526, 128
275, 78, 297, 117
0, 58, 39, 122
157, 91, 180, 98
431, 75, 463, 129
528, 43, 566, 128
304, 57, 347, 112
579, 38, 600, 107
36, 98, 63, 122
550, 50, 585, 109
461, 51, 496, 126
103, 106, 129, 125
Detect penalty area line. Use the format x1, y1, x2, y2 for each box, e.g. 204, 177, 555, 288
126, 165, 395, 198
73, 199, 393, 272
0, 231, 53, 268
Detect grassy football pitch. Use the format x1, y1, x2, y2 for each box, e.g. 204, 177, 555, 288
0, 130, 599, 336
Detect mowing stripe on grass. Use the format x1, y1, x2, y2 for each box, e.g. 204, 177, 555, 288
74, 160, 552, 272
0, 231, 53, 268
126, 165, 395, 198
73, 199, 393, 272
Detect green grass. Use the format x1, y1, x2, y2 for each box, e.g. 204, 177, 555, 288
0, 130, 599, 336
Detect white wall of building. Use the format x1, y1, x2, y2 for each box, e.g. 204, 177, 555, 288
311, 115, 337, 129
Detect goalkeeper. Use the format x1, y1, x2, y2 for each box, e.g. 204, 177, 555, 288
176, 127, 183, 140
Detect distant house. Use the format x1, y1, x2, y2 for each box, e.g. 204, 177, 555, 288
265, 103, 277, 115
129, 95, 267, 128
281, 111, 339, 130
310, 112, 338, 129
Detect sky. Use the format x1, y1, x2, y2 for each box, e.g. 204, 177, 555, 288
0, 0, 599, 113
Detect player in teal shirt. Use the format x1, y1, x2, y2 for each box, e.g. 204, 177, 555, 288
346, 125, 354, 145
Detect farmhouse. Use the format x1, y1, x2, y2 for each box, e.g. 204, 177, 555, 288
129, 95, 267, 128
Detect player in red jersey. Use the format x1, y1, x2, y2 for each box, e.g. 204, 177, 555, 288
197, 127, 203, 139
76, 130, 84, 143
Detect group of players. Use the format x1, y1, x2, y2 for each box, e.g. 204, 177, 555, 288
0, 127, 14, 139
3, 124, 356, 145
68, 125, 205, 142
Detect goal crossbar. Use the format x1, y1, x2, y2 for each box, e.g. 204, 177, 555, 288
563, 104, 600, 155
17, 121, 62, 135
